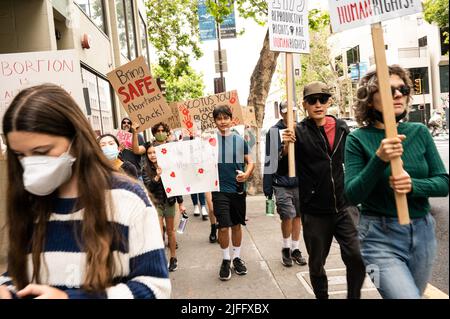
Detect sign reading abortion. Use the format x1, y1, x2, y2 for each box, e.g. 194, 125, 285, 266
329, 0, 423, 32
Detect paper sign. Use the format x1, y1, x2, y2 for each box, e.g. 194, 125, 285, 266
242, 105, 257, 127
177, 90, 244, 135
107, 56, 172, 132
155, 138, 220, 197
166, 102, 182, 130
329, 0, 423, 33
0, 49, 85, 133
116, 130, 133, 149
268, 0, 310, 53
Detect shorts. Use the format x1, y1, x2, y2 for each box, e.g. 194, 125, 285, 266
273, 186, 301, 220
212, 192, 246, 228
157, 203, 176, 218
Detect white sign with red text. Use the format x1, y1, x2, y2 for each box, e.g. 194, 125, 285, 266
0, 49, 85, 132
329, 0, 423, 33
155, 137, 220, 197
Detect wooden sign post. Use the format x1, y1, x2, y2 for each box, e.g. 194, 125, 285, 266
371, 23, 409, 224
285, 53, 296, 177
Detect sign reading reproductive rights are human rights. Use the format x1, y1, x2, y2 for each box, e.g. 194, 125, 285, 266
329, 0, 423, 33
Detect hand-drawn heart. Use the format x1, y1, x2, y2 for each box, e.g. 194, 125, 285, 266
186, 186, 191, 192
161, 148, 167, 155
215, 180, 218, 187
198, 168, 204, 174
166, 187, 171, 193
209, 138, 216, 146
230, 97, 236, 104
170, 172, 176, 178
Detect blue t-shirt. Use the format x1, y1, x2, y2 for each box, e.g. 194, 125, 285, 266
217, 132, 249, 193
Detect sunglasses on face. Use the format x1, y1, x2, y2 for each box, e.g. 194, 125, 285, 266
304, 95, 330, 105
390, 85, 410, 97
122, 121, 131, 125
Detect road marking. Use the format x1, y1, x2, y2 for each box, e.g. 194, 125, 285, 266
423, 284, 449, 299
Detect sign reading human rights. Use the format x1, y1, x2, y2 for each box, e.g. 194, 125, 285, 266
0, 49, 85, 133
156, 138, 220, 197
329, 0, 423, 33
177, 90, 244, 134
107, 56, 171, 132
268, 0, 310, 54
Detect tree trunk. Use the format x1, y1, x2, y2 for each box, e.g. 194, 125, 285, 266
246, 30, 280, 195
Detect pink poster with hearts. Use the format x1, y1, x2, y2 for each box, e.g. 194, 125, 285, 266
155, 137, 220, 197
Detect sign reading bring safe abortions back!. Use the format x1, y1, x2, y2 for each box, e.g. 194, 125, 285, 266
156, 138, 220, 197
0, 49, 85, 133
268, 0, 310, 54
107, 56, 172, 132
329, 0, 423, 33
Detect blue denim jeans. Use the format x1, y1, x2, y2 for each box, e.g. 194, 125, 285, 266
357, 213, 437, 299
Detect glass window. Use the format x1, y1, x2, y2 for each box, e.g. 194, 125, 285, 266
81, 67, 116, 134
115, 0, 137, 60
139, 13, 150, 66
440, 65, 449, 93
75, 0, 106, 33
408, 67, 430, 95
346, 45, 360, 68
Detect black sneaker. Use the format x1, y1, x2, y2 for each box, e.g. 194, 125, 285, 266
168, 257, 178, 272
232, 257, 248, 275
209, 224, 217, 243
219, 259, 232, 281
281, 248, 293, 267
291, 249, 307, 266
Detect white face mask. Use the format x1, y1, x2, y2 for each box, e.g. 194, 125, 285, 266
20, 146, 76, 196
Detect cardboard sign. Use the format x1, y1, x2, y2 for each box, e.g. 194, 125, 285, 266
268, 0, 310, 53
329, 0, 422, 33
166, 102, 182, 130
107, 56, 172, 132
155, 138, 220, 197
0, 49, 85, 133
116, 130, 133, 149
242, 105, 257, 127
177, 90, 243, 134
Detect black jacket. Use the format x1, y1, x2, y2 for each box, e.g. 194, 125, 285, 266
293, 116, 349, 215
263, 120, 298, 198
142, 164, 177, 206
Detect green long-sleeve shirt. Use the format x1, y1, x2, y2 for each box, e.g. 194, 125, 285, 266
345, 122, 449, 218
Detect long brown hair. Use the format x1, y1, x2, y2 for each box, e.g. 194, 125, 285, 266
353, 64, 413, 127
2, 84, 117, 292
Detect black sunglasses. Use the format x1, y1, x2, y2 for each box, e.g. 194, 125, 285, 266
390, 85, 410, 97
122, 121, 131, 125
304, 95, 330, 105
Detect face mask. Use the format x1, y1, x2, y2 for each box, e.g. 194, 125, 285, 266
102, 145, 119, 160
20, 145, 76, 196
372, 109, 407, 124
155, 132, 168, 142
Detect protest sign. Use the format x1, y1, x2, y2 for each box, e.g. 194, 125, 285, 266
155, 138, 220, 197
116, 130, 133, 149
0, 49, 85, 133
166, 102, 182, 130
268, 0, 310, 54
107, 56, 172, 132
242, 105, 257, 127
329, 0, 423, 33
177, 90, 243, 135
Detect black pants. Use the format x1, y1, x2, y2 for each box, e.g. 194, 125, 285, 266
302, 209, 366, 299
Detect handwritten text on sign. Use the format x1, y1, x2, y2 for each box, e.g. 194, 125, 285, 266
107, 56, 171, 132
0, 49, 85, 133
156, 138, 220, 197
178, 90, 243, 134
329, 0, 422, 33
268, 0, 310, 54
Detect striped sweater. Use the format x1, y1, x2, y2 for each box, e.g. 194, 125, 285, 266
0, 175, 171, 299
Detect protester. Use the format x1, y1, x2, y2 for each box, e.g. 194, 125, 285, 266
212, 105, 254, 281
345, 65, 449, 299
0, 84, 170, 299
119, 117, 145, 176
263, 102, 307, 267
142, 142, 179, 272
282, 81, 366, 299
97, 133, 138, 179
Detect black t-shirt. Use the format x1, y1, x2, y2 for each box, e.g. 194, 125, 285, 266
120, 134, 145, 174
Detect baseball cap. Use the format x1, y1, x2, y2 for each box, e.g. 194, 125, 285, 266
279, 101, 297, 114
303, 81, 332, 98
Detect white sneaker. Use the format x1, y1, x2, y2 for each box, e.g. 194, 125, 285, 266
193, 205, 200, 216
201, 206, 208, 220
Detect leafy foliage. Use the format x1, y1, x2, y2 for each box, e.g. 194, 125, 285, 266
423, 0, 449, 48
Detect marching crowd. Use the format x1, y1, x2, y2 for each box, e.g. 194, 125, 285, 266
0, 64, 448, 299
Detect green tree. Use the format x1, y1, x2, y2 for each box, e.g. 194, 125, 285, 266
423, 0, 449, 53
146, 0, 204, 99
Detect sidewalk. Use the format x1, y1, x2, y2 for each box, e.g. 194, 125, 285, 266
169, 194, 381, 299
